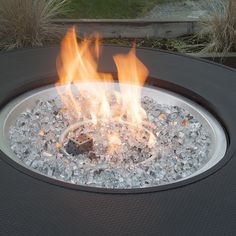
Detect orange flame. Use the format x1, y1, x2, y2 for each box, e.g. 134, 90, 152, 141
56, 27, 156, 156
56, 26, 149, 127
56, 27, 113, 124
113, 47, 148, 124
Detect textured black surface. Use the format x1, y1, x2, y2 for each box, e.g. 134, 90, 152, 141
0, 46, 236, 236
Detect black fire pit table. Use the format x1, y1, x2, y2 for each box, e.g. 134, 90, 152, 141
0, 45, 235, 236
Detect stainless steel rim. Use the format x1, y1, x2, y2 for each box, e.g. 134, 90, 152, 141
0, 83, 227, 186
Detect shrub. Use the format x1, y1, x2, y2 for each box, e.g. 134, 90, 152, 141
199, 0, 236, 55
0, 0, 67, 50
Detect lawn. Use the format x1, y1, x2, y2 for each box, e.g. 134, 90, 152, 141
65, 0, 175, 19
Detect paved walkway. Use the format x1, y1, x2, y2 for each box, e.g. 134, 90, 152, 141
144, 0, 220, 21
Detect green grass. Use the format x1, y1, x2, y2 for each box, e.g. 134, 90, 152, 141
101, 36, 207, 54
64, 0, 174, 19
102, 38, 186, 52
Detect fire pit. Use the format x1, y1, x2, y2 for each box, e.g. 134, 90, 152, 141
0, 28, 235, 236
0, 28, 226, 189
0, 83, 226, 189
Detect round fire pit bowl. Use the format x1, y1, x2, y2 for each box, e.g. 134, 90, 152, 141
0, 83, 227, 189
0, 45, 235, 235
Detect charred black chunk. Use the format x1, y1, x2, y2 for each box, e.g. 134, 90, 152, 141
66, 134, 93, 155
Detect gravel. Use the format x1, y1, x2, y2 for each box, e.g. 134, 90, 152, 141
144, 0, 220, 21
9, 91, 211, 189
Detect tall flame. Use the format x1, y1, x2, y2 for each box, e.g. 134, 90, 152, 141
113, 47, 148, 124
56, 26, 149, 127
